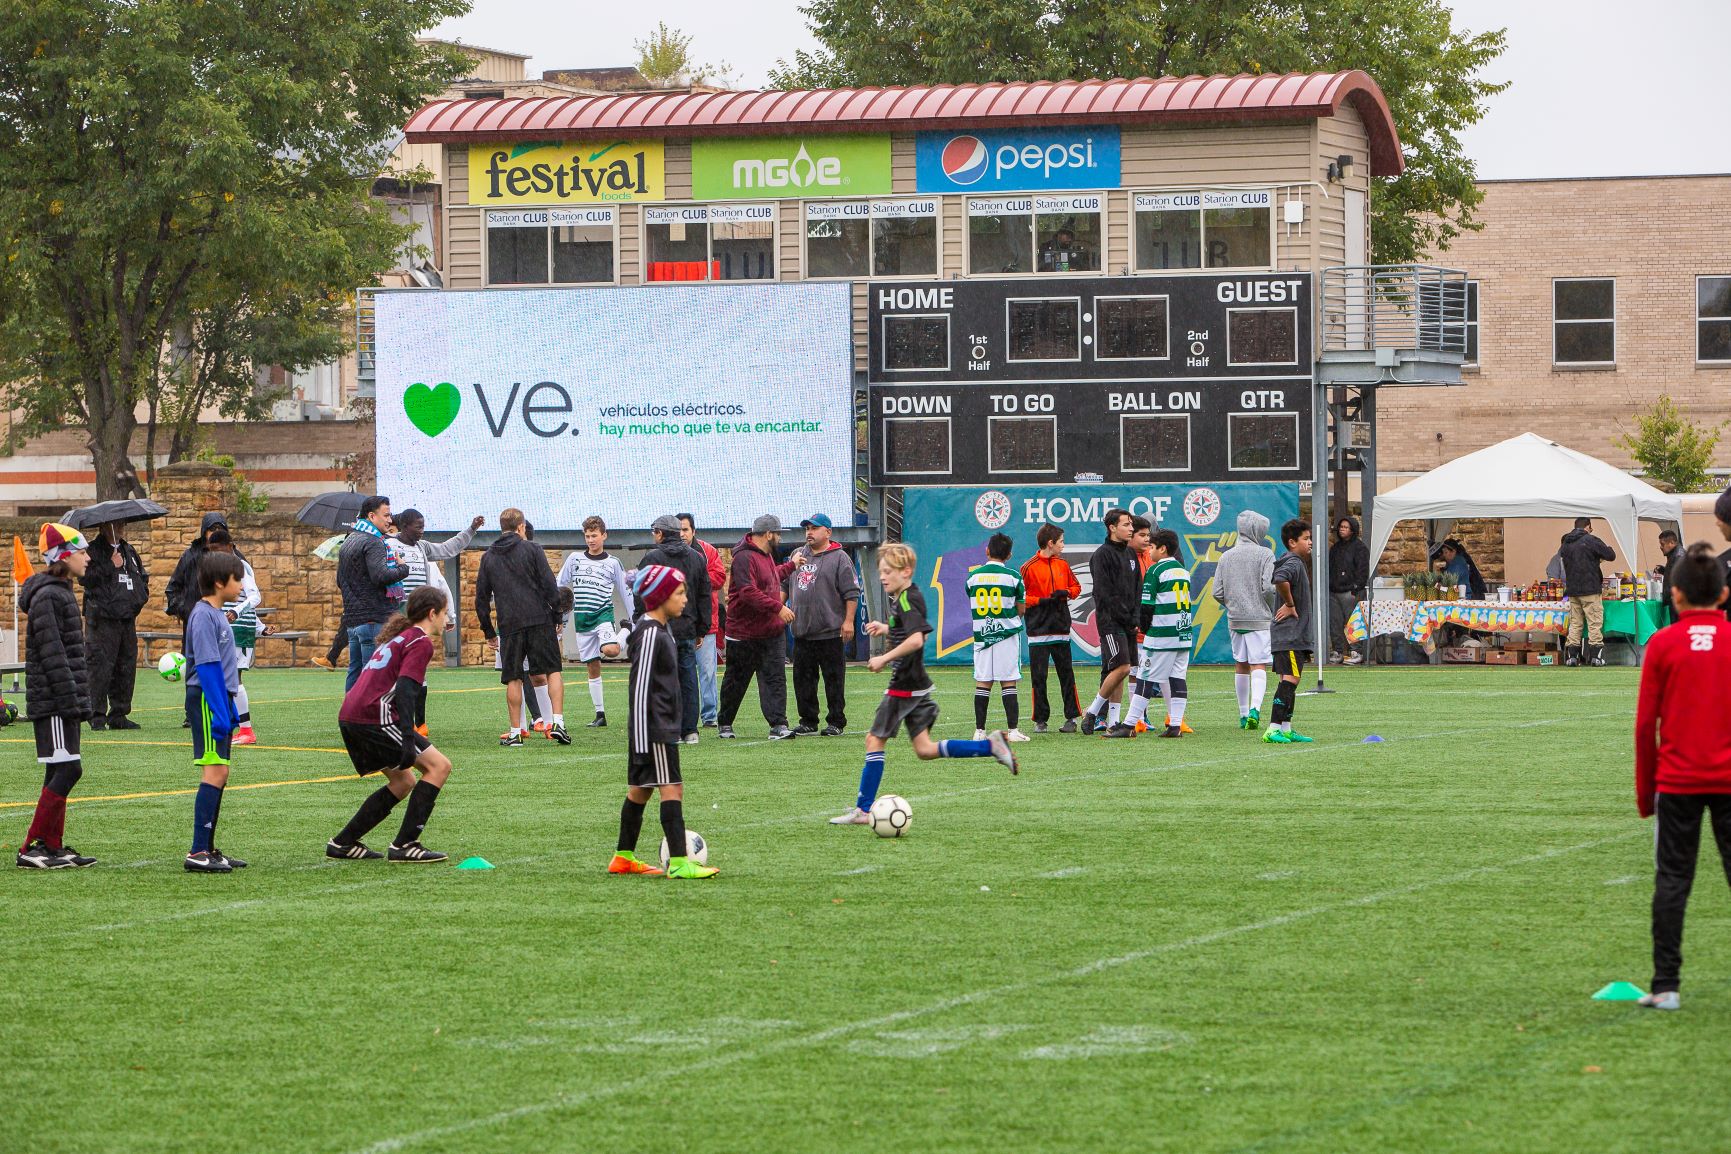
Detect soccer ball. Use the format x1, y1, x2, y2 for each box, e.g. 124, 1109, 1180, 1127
869, 794, 913, 838
659, 830, 708, 868
157, 651, 187, 682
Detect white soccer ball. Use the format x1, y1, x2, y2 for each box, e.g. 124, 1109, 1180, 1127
869, 794, 913, 838
659, 830, 708, 868
157, 651, 186, 682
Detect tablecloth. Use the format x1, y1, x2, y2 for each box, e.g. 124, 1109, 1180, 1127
1346, 600, 1573, 651
1602, 599, 1667, 644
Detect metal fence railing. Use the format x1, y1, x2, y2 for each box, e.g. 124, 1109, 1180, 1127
1321, 265, 1470, 355
355, 287, 381, 397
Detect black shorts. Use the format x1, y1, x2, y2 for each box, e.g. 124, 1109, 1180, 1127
33, 716, 81, 765
499, 626, 562, 682
1273, 650, 1311, 679
341, 720, 430, 776
869, 694, 939, 740
186, 685, 233, 767
1099, 628, 1134, 673
628, 742, 681, 789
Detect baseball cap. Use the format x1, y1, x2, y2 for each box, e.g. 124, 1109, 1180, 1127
651, 514, 683, 536
799, 513, 834, 530
751, 514, 782, 534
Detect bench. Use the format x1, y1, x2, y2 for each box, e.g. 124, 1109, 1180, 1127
138, 629, 313, 667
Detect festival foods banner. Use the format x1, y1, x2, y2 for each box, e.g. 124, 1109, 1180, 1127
690, 135, 892, 200
900, 483, 1299, 665
374, 283, 854, 530
468, 141, 666, 205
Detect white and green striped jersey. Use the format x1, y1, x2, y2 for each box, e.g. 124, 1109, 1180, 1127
1140, 556, 1194, 651
557, 550, 632, 632
965, 561, 1024, 650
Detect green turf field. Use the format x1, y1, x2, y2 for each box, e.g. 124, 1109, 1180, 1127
2, 662, 1723, 1153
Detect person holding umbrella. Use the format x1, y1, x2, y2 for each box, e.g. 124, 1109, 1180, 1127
80, 520, 149, 730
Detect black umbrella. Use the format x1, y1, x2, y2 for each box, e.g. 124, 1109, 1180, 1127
64, 499, 168, 531
295, 491, 370, 532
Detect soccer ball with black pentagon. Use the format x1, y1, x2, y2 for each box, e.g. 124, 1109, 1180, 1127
659, 830, 708, 868
869, 794, 912, 838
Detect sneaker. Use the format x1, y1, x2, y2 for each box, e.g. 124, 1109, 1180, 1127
1639, 991, 1680, 1011
233, 725, 256, 746
1343, 652, 1364, 666
607, 852, 664, 875
184, 850, 232, 873
1328, 652, 1342, 665
1058, 720, 1078, 734
88, 717, 108, 731
829, 807, 871, 825
326, 839, 384, 861
986, 730, 1020, 775
1079, 712, 1099, 736
109, 717, 141, 730
58, 845, 97, 868
718, 726, 737, 740
666, 857, 719, 879
973, 728, 988, 741
311, 655, 336, 670
499, 731, 524, 747
17, 840, 69, 869
1286, 731, 1314, 744
587, 713, 608, 728
1261, 729, 1291, 745
549, 724, 572, 745
212, 848, 247, 869
1159, 725, 1183, 738
821, 725, 845, 737
792, 724, 820, 736
1035, 722, 1049, 734
701, 719, 718, 729
1103, 723, 1138, 739
681, 733, 699, 746
388, 841, 447, 864
1005, 729, 1032, 743
769, 726, 797, 740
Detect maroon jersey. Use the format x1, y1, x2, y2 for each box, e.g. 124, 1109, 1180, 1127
339, 626, 433, 726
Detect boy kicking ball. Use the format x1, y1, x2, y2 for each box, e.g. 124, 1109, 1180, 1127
830, 544, 1018, 827
608, 565, 716, 879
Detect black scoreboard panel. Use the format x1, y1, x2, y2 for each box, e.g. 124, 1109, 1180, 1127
867, 273, 1313, 486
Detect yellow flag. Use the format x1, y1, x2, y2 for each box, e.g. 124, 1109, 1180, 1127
11, 535, 32, 585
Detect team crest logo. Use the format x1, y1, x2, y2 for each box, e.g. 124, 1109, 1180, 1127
1183, 487, 1222, 527
973, 490, 1012, 529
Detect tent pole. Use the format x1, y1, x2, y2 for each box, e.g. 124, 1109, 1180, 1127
1305, 366, 1334, 696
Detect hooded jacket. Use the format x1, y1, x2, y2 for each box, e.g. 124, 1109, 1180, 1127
787, 543, 862, 641
165, 512, 231, 622
1087, 538, 1140, 637
474, 532, 561, 640
638, 536, 713, 643
1559, 527, 1615, 598
1211, 511, 1276, 631
1328, 516, 1370, 597
726, 535, 798, 642
337, 525, 409, 630
23, 572, 90, 720
80, 535, 149, 620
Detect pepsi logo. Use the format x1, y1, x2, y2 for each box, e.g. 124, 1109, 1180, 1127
940, 136, 989, 186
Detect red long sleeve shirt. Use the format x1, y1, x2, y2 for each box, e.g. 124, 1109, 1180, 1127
1635, 609, 1731, 816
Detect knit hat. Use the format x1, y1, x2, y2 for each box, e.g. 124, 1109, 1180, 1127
633, 563, 684, 611
39, 522, 88, 564
1716, 485, 1731, 526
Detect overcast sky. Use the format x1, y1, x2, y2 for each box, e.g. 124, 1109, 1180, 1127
430, 0, 1731, 180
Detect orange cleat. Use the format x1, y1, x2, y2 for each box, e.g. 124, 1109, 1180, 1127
415, 723, 429, 738
607, 853, 664, 876
1134, 720, 1149, 734
232, 725, 257, 746
532, 720, 552, 735
1168, 717, 1195, 735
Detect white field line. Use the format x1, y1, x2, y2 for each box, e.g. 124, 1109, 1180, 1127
348, 828, 1645, 1154
1039, 866, 1088, 879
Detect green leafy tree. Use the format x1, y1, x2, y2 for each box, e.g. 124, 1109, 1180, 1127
0, 0, 470, 499
1616, 394, 1723, 494
635, 22, 737, 89
769, 0, 1507, 266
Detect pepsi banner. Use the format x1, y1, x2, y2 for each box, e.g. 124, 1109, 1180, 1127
900, 483, 1299, 666
915, 127, 1121, 194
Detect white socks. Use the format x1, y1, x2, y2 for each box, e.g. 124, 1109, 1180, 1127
552, 714, 564, 727
1168, 695, 1187, 725
1234, 673, 1250, 717
1250, 669, 1268, 710
588, 676, 605, 711
534, 683, 553, 718
1125, 694, 1149, 726
1107, 702, 1121, 727
1087, 694, 1109, 718
235, 684, 250, 723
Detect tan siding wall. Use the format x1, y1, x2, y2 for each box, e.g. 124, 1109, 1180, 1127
664, 140, 692, 200
852, 283, 869, 371
445, 147, 482, 288
780, 201, 801, 281
618, 204, 640, 285
942, 196, 964, 278
891, 134, 917, 194
1314, 106, 1371, 270
1105, 189, 1130, 274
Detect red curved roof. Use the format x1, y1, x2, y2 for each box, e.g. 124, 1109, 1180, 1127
405, 71, 1404, 176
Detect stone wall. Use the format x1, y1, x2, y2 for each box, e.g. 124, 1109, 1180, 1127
1374, 516, 1505, 584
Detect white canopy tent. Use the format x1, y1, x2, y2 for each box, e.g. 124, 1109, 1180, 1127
1367, 433, 1684, 571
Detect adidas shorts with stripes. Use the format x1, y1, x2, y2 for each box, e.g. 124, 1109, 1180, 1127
33, 715, 81, 765
627, 742, 682, 789
340, 720, 431, 776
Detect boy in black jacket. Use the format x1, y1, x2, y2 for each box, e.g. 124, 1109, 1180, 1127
1080, 508, 1139, 734
475, 508, 568, 745
609, 565, 717, 880
18, 524, 96, 868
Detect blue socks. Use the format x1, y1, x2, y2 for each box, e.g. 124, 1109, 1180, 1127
856, 752, 885, 811
192, 782, 222, 852
938, 739, 992, 758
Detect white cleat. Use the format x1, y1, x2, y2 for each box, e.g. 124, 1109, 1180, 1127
1639, 991, 1680, 1011
987, 730, 1020, 775
1005, 728, 1031, 742
828, 807, 871, 825
973, 729, 988, 741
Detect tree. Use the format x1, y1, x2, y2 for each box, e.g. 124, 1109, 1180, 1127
769, 0, 1507, 266
634, 22, 737, 89
0, 0, 471, 499
1616, 395, 1723, 495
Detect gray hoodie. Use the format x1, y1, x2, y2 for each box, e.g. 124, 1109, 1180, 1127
787, 543, 862, 640
1211, 510, 1275, 632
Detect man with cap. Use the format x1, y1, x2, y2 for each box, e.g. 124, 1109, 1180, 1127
718, 514, 800, 740
786, 513, 861, 736
637, 514, 713, 744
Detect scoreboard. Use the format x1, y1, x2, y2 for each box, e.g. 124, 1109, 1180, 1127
866, 273, 1313, 486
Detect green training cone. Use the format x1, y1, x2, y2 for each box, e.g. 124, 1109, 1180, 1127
456, 856, 494, 871
1592, 981, 1646, 1001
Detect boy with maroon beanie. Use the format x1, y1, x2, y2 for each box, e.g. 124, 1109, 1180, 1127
1634, 543, 1731, 1010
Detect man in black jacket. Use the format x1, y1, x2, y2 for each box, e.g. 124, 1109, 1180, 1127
1080, 508, 1138, 735
1560, 517, 1616, 666
165, 512, 230, 625
80, 521, 149, 730
1716, 487, 1731, 623
1654, 529, 1681, 627
476, 507, 568, 745
1328, 515, 1370, 666
637, 514, 712, 744
336, 495, 409, 691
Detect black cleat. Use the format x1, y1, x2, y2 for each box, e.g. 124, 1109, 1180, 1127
17, 840, 70, 869
821, 725, 845, 737
717, 726, 737, 739
587, 713, 607, 728
326, 839, 384, 861
1159, 725, 1183, 738
1079, 712, 1098, 735
388, 841, 447, 864
792, 724, 820, 736
499, 731, 524, 747
213, 848, 248, 869
88, 717, 108, 731
769, 726, 797, 740
1102, 723, 1138, 739
109, 717, 142, 730
58, 845, 97, 868
549, 724, 572, 745
184, 850, 232, 874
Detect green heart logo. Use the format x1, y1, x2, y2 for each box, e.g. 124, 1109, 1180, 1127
404, 381, 460, 437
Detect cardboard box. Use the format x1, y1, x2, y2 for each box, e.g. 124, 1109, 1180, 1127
1529, 651, 1558, 667
1483, 650, 1523, 666
1439, 647, 1484, 664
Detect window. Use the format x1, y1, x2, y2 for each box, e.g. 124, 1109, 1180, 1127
804, 199, 938, 279
1006, 298, 1081, 362
1121, 414, 1190, 472
644, 204, 776, 282
1226, 308, 1298, 366
1553, 278, 1615, 365
1700, 276, 1731, 363
882, 417, 951, 476
1228, 412, 1300, 471
988, 416, 1057, 474
967, 194, 1102, 275
485, 208, 617, 286
1133, 190, 1273, 271
1461, 281, 1479, 364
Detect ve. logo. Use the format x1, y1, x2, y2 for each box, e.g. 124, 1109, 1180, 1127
404, 382, 461, 437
